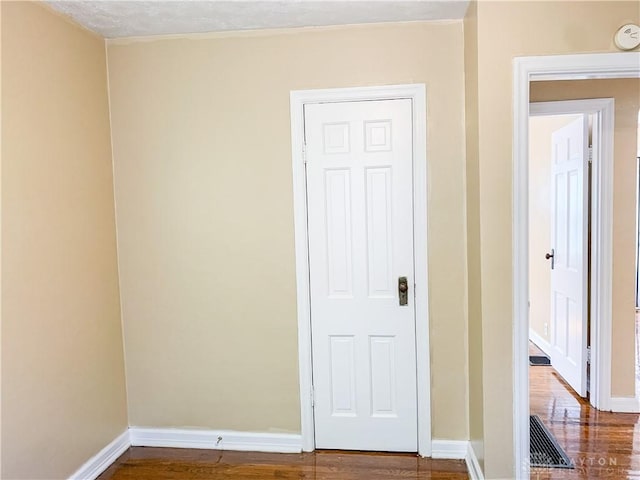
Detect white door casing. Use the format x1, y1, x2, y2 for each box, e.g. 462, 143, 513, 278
514, 54, 637, 480
305, 99, 417, 451
549, 116, 589, 397
290, 84, 430, 457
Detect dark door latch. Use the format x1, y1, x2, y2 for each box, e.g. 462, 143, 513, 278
398, 277, 409, 306
545, 248, 555, 270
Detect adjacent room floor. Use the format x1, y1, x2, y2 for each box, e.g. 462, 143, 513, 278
529, 364, 640, 479
97, 448, 470, 480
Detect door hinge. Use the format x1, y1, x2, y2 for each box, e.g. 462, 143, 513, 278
586, 346, 591, 364
588, 146, 593, 164
310, 387, 314, 407
303, 143, 308, 164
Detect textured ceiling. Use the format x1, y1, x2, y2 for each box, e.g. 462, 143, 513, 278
45, 1, 470, 39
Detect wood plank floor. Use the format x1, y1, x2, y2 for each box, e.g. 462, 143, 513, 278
529, 341, 547, 357
530, 365, 640, 479
97, 447, 469, 479
95, 337, 640, 479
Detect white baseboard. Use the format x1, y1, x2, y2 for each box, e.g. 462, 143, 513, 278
465, 442, 484, 480
431, 439, 468, 459
68, 430, 479, 478
609, 396, 640, 413
432, 440, 483, 479
68, 430, 130, 480
529, 329, 551, 356
129, 427, 302, 453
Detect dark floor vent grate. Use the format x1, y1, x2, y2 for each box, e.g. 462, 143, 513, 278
530, 415, 574, 469
529, 355, 551, 366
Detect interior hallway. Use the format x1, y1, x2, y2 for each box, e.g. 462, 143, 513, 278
529, 364, 640, 479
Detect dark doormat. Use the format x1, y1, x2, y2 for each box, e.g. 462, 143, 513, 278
530, 355, 551, 366
530, 415, 573, 469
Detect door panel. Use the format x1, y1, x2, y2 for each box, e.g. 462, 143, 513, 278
550, 115, 589, 397
305, 99, 417, 451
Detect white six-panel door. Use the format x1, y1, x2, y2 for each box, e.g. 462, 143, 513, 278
549, 115, 589, 397
304, 99, 417, 451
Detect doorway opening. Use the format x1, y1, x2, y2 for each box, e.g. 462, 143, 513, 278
527, 97, 614, 417
527, 105, 599, 472
528, 110, 594, 400
512, 52, 640, 480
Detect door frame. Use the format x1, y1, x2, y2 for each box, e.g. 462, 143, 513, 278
290, 84, 431, 456
529, 98, 615, 406
513, 52, 640, 479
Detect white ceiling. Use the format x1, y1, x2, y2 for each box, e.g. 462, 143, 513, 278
45, 1, 470, 39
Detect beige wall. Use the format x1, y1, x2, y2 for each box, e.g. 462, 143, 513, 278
1, 3, 128, 478
528, 114, 581, 348
531, 79, 640, 397
463, 0, 485, 470
469, 1, 640, 478
3, 3, 636, 478
106, 21, 469, 439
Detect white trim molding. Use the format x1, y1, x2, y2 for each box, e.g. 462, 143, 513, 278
431, 440, 484, 479
68, 430, 130, 480
289, 84, 431, 457
517, 52, 640, 82
609, 397, 640, 413
431, 440, 468, 459
129, 427, 302, 453
466, 442, 484, 480
512, 52, 640, 480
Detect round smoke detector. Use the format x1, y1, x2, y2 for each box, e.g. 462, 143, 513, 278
614, 24, 640, 51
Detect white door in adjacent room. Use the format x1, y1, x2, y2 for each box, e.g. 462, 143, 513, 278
305, 99, 417, 451
549, 115, 589, 397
